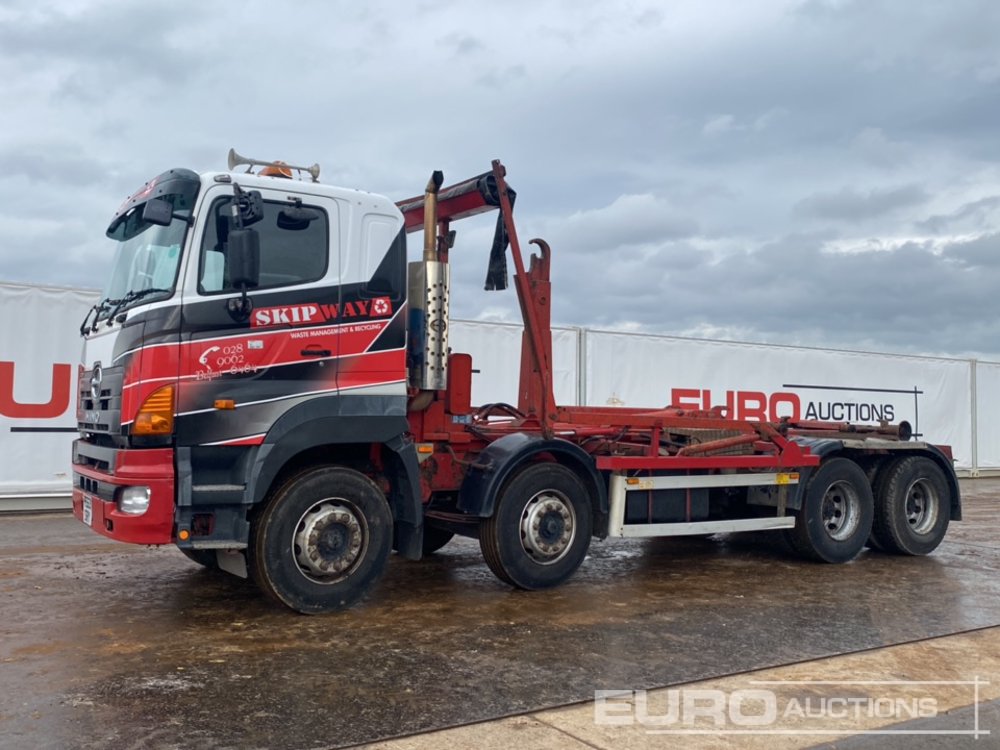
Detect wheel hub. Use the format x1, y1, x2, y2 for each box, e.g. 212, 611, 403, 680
821, 480, 860, 541
520, 490, 576, 565
294, 500, 367, 581
905, 479, 939, 535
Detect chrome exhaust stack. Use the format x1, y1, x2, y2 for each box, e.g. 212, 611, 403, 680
408, 171, 450, 392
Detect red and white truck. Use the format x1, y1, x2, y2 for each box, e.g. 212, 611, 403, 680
72, 152, 960, 613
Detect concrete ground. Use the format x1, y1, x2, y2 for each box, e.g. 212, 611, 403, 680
1, 479, 998, 750
365, 628, 999, 750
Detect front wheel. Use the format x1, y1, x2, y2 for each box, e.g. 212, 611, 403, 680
248, 466, 393, 614
785, 457, 874, 564
479, 463, 592, 590
871, 457, 950, 556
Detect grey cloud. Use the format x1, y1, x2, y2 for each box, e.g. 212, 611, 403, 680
702, 109, 788, 137
475, 65, 528, 90
441, 33, 484, 57
0, 2, 206, 86
0, 146, 109, 188
0, 217, 110, 290
850, 127, 911, 169
634, 8, 664, 28
2, 0, 1000, 362
538, 194, 699, 257
702, 115, 737, 136
918, 197, 1000, 234
910, 89, 1000, 154
941, 233, 1000, 269
536, 232, 1000, 357
794, 185, 929, 221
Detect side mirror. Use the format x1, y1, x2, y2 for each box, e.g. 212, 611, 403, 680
237, 189, 265, 226
277, 205, 320, 231
142, 198, 174, 227
227, 229, 260, 289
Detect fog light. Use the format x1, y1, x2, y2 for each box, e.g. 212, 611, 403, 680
118, 486, 151, 515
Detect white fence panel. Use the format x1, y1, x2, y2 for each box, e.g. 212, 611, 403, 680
975, 361, 1000, 469
2, 279, 993, 508
0, 282, 99, 501
585, 331, 973, 469
450, 320, 579, 407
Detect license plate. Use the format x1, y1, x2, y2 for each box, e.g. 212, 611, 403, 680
82, 496, 93, 526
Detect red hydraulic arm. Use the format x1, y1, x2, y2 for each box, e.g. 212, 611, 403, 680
396, 160, 558, 436
396, 160, 835, 474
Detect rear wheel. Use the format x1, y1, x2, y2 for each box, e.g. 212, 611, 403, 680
863, 460, 886, 551
871, 456, 950, 555
248, 466, 393, 614
786, 457, 873, 563
480, 463, 592, 589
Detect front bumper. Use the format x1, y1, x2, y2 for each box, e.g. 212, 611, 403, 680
72, 441, 176, 545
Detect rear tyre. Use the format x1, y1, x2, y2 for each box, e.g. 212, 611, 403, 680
248, 466, 393, 614
871, 457, 950, 556
864, 461, 891, 552
479, 463, 592, 590
180, 548, 218, 569
786, 457, 873, 564
421, 527, 455, 555
865, 533, 885, 552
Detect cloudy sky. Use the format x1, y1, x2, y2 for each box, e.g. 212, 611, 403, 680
2, 0, 999, 359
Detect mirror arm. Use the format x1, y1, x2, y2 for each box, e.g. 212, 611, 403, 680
227, 282, 253, 320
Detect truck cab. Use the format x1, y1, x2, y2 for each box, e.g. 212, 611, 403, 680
74, 161, 422, 594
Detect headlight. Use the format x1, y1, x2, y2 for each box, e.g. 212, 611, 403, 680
118, 486, 151, 515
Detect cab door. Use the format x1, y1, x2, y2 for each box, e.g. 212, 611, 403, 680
175, 184, 340, 448
334, 212, 407, 400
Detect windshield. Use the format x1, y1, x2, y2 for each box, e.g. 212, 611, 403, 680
97, 202, 190, 321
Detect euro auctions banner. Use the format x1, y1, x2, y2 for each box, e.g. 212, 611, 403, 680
585, 331, 974, 469
0, 282, 99, 497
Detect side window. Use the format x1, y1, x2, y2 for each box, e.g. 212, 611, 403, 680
199, 196, 330, 294
359, 214, 406, 299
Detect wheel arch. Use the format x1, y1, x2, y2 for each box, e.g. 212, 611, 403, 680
862, 445, 962, 522
244, 395, 424, 559
792, 437, 961, 521
457, 432, 608, 536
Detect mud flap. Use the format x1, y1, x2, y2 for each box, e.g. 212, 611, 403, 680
217, 549, 248, 578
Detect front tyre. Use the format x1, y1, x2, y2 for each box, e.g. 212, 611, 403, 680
871, 457, 950, 556
479, 463, 592, 590
786, 457, 874, 564
249, 466, 393, 614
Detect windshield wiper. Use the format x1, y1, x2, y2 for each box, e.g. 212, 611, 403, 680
80, 296, 118, 336
105, 287, 171, 326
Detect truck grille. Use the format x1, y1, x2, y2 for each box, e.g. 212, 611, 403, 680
78, 365, 124, 435
73, 441, 118, 487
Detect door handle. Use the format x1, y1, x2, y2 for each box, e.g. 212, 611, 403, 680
300, 349, 331, 357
